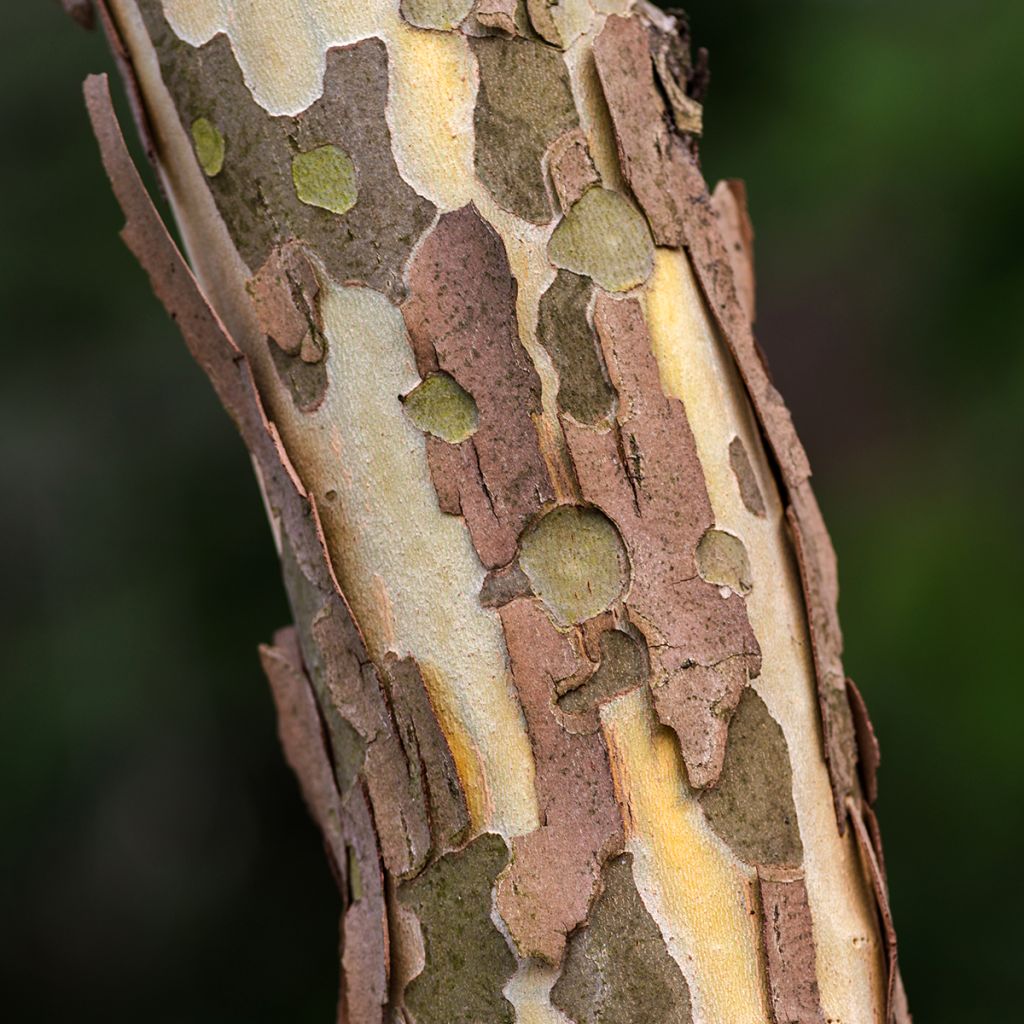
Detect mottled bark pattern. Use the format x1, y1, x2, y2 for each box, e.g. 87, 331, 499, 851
80, 3, 908, 1024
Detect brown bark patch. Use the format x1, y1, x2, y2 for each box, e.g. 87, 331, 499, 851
468, 0, 526, 36
562, 294, 760, 787
403, 205, 553, 568
547, 128, 601, 213
699, 687, 803, 868
139, 4, 435, 301
551, 853, 693, 1024
399, 833, 516, 1024
495, 599, 623, 963
757, 869, 826, 1024
471, 35, 579, 224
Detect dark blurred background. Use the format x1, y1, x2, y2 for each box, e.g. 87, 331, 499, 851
2, 1, 1020, 1019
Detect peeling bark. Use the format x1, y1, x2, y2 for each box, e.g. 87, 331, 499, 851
77, 3, 907, 1022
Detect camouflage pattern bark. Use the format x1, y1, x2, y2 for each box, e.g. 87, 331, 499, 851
73, 2, 910, 1022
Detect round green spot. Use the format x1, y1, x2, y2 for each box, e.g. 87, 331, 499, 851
547, 187, 655, 293
519, 505, 629, 625
695, 528, 753, 596
292, 145, 358, 216
402, 372, 479, 443
191, 117, 225, 177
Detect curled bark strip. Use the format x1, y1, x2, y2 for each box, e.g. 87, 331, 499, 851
259, 627, 347, 875
594, 13, 860, 827
757, 869, 826, 1024
563, 294, 760, 788
786, 492, 858, 828
403, 206, 553, 568
341, 781, 390, 1024
495, 599, 623, 964
848, 798, 901, 1024
257, 629, 387, 1024
382, 654, 471, 853
84, 74, 335, 597
711, 179, 756, 325
94, 1, 158, 165
308, 599, 433, 879
85, 73, 436, 889
847, 676, 881, 805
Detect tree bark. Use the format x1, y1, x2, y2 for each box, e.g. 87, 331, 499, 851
77, 2, 909, 1022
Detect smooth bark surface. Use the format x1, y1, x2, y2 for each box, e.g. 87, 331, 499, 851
78, 2, 909, 1022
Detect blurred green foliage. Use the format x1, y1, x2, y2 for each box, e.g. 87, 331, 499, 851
1, 1, 1020, 1020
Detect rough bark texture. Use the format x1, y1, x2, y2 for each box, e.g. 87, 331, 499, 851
74, 2, 909, 1023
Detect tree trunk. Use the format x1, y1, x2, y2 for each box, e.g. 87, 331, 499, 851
77, 2, 909, 1022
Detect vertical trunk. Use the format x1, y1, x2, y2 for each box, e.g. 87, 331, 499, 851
79, 2, 909, 1022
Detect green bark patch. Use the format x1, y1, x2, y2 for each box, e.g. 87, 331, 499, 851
558, 628, 649, 715
400, 833, 516, 1024
190, 116, 224, 176
291, 144, 358, 215
695, 528, 754, 596
471, 35, 579, 224
537, 270, 616, 425
401, 0, 474, 29
551, 853, 693, 1024
548, 187, 654, 292
139, 3, 435, 302
401, 372, 479, 443
519, 505, 629, 626
699, 687, 804, 867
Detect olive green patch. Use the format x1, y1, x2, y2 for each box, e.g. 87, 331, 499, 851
519, 505, 629, 626
558, 629, 649, 715
291, 145, 358, 216
400, 833, 515, 1024
138, 3, 435, 302
695, 528, 753, 596
190, 116, 224, 176
269, 340, 328, 414
537, 270, 616, 425
551, 853, 693, 1024
699, 687, 804, 867
548, 187, 655, 292
471, 35, 579, 224
401, 372, 479, 443
400, 0, 474, 30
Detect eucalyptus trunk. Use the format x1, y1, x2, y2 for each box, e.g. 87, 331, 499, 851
76, 2, 909, 1022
